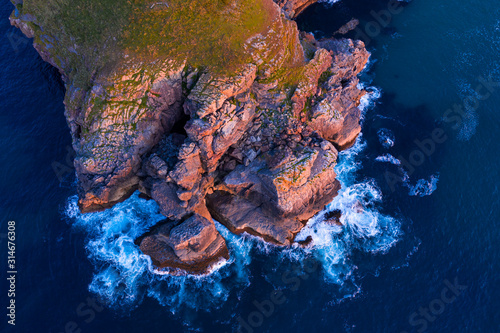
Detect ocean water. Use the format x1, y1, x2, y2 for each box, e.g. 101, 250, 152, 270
1, 0, 499, 332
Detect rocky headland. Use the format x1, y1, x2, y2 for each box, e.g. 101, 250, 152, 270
11, 0, 369, 274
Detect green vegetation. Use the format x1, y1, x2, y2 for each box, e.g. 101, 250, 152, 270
259, 65, 305, 88
20, 0, 131, 88
19, 0, 270, 88
318, 69, 333, 86
124, 0, 269, 70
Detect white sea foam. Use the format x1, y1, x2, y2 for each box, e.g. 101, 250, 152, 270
375, 153, 401, 165
393, 166, 439, 197
64, 75, 402, 311
293, 135, 401, 284
406, 174, 439, 197
358, 85, 381, 116
66, 136, 402, 309
65, 194, 254, 312
319, 0, 341, 5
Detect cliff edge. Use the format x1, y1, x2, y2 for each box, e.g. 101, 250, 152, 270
11, 0, 369, 274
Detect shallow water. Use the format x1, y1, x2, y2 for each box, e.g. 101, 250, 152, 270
1, 0, 499, 332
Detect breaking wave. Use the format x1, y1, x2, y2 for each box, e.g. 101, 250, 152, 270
375, 153, 401, 165
319, 0, 341, 5
293, 135, 402, 285
406, 174, 440, 197
64, 79, 400, 313
65, 195, 253, 313
374, 123, 440, 197
373, 153, 439, 197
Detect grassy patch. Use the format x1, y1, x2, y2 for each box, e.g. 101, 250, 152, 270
20, 0, 270, 88
21, 0, 132, 88
124, 0, 269, 71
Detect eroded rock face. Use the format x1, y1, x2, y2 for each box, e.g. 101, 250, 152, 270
72, 60, 187, 213
207, 141, 340, 245
139, 214, 229, 275
309, 38, 370, 149
12, 0, 370, 274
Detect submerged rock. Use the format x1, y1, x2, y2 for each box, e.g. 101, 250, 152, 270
334, 19, 360, 36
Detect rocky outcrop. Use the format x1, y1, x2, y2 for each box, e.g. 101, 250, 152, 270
138, 214, 229, 275
274, 0, 319, 18
309, 38, 370, 149
70, 60, 187, 213
207, 141, 341, 245
11, 0, 370, 275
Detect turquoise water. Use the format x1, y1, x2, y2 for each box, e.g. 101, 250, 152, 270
1, 0, 499, 332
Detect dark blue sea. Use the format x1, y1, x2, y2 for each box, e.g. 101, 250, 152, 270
1, 0, 499, 332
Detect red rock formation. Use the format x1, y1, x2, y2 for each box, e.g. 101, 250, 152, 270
11, 0, 371, 274
309, 38, 370, 149
139, 214, 229, 275
207, 142, 341, 245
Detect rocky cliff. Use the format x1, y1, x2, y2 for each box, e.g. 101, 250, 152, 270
275, 0, 319, 18
11, 0, 369, 274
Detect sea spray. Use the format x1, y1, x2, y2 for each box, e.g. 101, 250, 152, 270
65, 194, 255, 312
64, 76, 402, 312
294, 135, 402, 285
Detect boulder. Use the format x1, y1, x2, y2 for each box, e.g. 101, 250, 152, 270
207, 143, 341, 245
208, 191, 303, 245
139, 214, 229, 275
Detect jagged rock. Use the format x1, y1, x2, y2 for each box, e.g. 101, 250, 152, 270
309, 38, 370, 149
324, 209, 342, 226
12, 0, 371, 274
230, 149, 244, 161
244, 148, 259, 163
150, 181, 186, 220
143, 154, 169, 179
72, 60, 186, 213
139, 214, 229, 274
223, 160, 237, 172
207, 143, 341, 244
168, 215, 218, 261
169, 142, 203, 191
291, 49, 332, 116
246, 1, 305, 78
184, 64, 257, 119
184, 92, 258, 173
176, 188, 193, 202
208, 192, 303, 245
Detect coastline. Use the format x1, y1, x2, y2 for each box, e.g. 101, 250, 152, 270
11, 0, 372, 274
